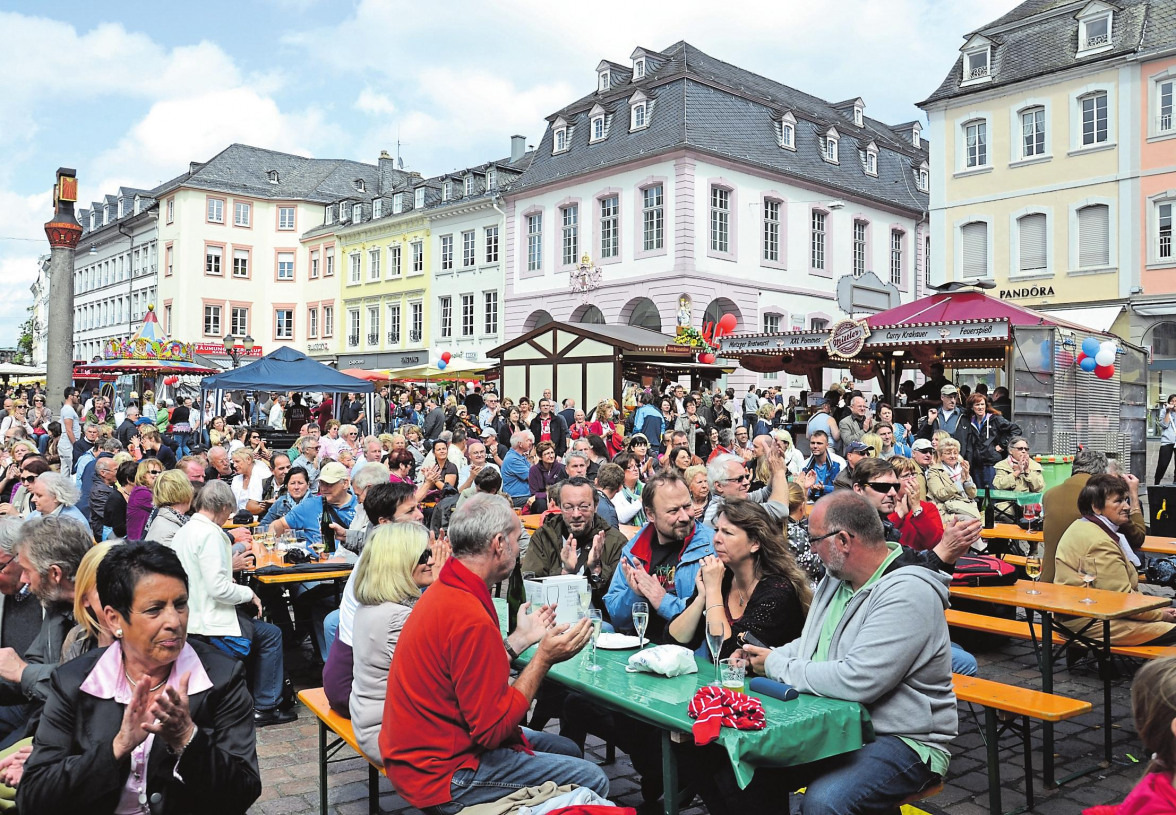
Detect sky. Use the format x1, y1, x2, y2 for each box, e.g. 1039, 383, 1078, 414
0, 0, 1022, 347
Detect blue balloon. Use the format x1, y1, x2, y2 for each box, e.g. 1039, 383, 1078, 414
437, 360, 448, 370
1079, 356, 1097, 372
1081, 337, 1100, 357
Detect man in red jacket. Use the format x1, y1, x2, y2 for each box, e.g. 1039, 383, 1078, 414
381, 493, 608, 811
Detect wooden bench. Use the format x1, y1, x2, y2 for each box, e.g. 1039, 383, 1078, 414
945, 608, 1176, 661
952, 673, 1091, 815
298, 687, 384, 815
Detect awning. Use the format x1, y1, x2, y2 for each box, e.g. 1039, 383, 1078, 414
1039, 305, 1124, 334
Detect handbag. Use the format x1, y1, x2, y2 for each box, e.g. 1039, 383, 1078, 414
950, 555, 1017, 587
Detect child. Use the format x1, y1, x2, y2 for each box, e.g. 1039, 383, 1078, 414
1086, 657, 1176, 813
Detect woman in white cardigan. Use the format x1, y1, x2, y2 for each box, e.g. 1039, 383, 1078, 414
166, 479, 295, 727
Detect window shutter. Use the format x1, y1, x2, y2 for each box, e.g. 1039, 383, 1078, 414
1018, 214, 1047, 272
1078, 205, 1109, 267
961, 222, 988, 277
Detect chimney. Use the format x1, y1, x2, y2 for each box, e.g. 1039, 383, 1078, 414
379, 150, 392, 159
511, 134, 526, 163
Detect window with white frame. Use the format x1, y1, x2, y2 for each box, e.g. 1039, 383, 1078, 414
310, 250, 319, 279
373, 199, 382, 218
598, 70, 610, 92
278, 206, 295, 230
388, 244, 401, 278
823, 133, 839, 163
166, 198, 174, 223
461, 231, 475, 267
861, 146, 877, 176
561, 205, 579, 266
347, 309, 360, 347
642, 185, 663, 251
527, 213, 543, 271
961, 222, 988, 277
352, 203, 363, 223
1018, 214, 1047, 273
1078, 204, 1110, 268
393, 193, 403, 214
410, 302, 423, 341
325, 247, 334, 276
554, 126, 568, 153
277, 251, 294, 280
1159, 201, 1173, 261
366, 306, 379, 345
810, 317, 829, 331
164, 304, 171, 333
633, 58, 645, 79
852, 221, 867, 276
710, 187, 730, 253
207, 198, 224, 223
206, 246, 222, 275
231, 307, 248, 337
890, 229, 903, 285
917, 165, 929, 191
763, 313, 781, 333
415, 188, 425, 209
1079, 11, 1111, 52
1021, 107, 1046, 157
411, 241, 423, 273
349, 253, 361, 283
439, 296, 452, 339
631, 102, 647, 130
323, 305, 334, 337
1081, 92, 1108, 146
963, 47, 990, 82
461, 294, 475, 337
233, 201, 251, 227
763, 199, 781, 262
276, 309, 294, 340
1160, 79, 1174, 133
232, 249, 249, 278
600, 196, 619, 259
442, 181, 452, 202
592, 115, 605, 142
464, 176, 474, 196
853, 105, 863, 127
387, 303, 400, 345
925, 236, 932, 286
485, 225, 499, 263
484, 291, 498, 335
368, 248, 380, 280
203, 305, 221, 336
781, 123, 794, 148
325, 205, 334, 225
486, 169, 497, 189
308, 307, 318, 338
965, 120, 988, 167
440, 235, 454, 271
811, 210, 826, 270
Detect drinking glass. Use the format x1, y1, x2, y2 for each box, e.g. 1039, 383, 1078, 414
721, 657, 748, 693
706, 619, 725, 685
632, 601, 649, 649
1024, 544, 1043, 595
578, 587, 593, 616
585, 609, 603, 672
1080, 559, 1097, 604
546, 585, 560, 609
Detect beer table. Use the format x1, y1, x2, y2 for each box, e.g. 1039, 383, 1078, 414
495, 600, 871, 815
980, 523, 1043, 544
950, 580, 1168, 786
245, 543, 354, 585
1140, 536, 1176, 556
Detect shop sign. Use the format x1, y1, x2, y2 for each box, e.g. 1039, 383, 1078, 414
192, 342, 262, 358
999, 285, 1055, 300
826, 319, 871, 359
307, 342, 332, 353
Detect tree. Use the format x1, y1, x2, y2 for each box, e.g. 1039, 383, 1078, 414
15, 306, 34, 365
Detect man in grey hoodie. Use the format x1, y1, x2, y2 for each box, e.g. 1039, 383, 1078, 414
742, 490, 956, 814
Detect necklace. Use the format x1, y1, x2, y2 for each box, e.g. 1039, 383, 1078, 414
125, 668, 167, 693
733, 576, 758, 607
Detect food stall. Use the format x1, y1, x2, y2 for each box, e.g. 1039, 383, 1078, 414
716, 284, 1147, 477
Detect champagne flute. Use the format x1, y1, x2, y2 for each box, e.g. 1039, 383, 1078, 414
578, 586, 593, 615
706, 619, 725, 685
1080, 560, 1097, 604
1024, 544, 1043, 595
586, 609, 603, 672
632, 601, 649, 649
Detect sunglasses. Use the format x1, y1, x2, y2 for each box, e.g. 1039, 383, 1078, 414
417, 548, 433, 566
865, 481, 900, 494
1012, 446, 1029, 452
20, 475, 35, 483
722, 473, 751, 484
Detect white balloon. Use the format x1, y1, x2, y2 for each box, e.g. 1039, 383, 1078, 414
1100, 340, 1116, 353
1095, 349, 1115, 366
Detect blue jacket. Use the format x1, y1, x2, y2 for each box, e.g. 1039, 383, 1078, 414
500, 450, 531, 498
604, 521, 716, 634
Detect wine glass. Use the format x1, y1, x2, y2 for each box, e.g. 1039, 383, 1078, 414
546, 585, 560, 609
1024, 544, 1043, 595
632, 601, 649, 649
1080, 559, 1097, 604
585, 609, 603, 672
578, 586, 593, 616
706, 619, 725, 685
310, 541, 327, 560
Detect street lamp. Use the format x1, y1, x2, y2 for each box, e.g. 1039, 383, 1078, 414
222, 333, 255, 368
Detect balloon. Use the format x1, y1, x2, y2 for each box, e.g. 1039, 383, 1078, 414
1076, 352, 1087, 363
1081, 337, 1100, 357
1094, 349, 1115, 367
1094, 364, 1114, 380
717, 314, 738, 334
437, 360, 448, 370
1079, 356, 1097, 372
698, 353, 716, 365
441, 351, 452, 363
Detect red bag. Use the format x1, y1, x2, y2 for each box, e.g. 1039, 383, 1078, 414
950, 555, 1017, 587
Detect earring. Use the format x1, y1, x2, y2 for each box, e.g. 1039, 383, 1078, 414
115, 628, 123, 639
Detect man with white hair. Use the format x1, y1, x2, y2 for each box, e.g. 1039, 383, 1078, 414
501, 430, 535, 508
269, 395, 288, 430
351, 436, 385, 479
27, 473, 88, 527
702, 453, 790, 527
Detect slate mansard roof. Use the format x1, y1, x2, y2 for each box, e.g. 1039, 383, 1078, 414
515, 41, 930, 214
920, 0, 1176, 107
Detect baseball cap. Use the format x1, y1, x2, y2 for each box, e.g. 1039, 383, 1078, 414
845, 441, 870, 455
912, 439, 934, 453
318, 461, 350, 484
940, 384, 959, 396
134, 416, 154, 426
480, 426, 497, 438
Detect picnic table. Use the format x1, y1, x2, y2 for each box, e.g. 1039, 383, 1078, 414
495, 598, 871, 815
1140, 536, 1176, 556
245, 543, 354, 585
980, 523, 1043, 544
949, 580, 1168, 786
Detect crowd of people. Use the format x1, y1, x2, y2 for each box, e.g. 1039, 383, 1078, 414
0, 374, 1166, 813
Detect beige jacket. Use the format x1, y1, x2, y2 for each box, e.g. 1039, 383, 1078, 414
925, 463, 978, 518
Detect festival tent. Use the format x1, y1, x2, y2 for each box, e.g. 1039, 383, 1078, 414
384, 358, 492, 381
338, 368, 389, 382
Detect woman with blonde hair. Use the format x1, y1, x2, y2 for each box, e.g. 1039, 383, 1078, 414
859, 432, 883, 459
349, 524, 448, 762
785, 481, 822, 582
889, 456, 944, 551
61, 543, 116, 661
684, 464, 710, 520
230, 446, 273, 516
125, 458, 163, 539
926, 437, 979, 520
145, 470, 195, 546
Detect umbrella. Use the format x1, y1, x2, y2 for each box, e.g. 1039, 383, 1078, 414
338, 368, 390, 382
0, 362, 46, 377
384, 358, 491, 381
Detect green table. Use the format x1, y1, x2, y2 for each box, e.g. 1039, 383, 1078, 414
496, 600, 872, 814
976, 488, 1042, 505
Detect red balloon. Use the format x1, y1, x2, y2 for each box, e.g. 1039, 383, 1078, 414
1076, 352, 1087, 363
1094, 364, 1115, 380
698, 353, 716, 365
441, 351, 452, 363
717, 314, 738, 334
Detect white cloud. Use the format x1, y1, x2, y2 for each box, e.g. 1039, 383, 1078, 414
355, 88, 397, 116
0, 255, 41, 346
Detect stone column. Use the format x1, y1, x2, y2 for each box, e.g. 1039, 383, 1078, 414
43, 168, 81, 413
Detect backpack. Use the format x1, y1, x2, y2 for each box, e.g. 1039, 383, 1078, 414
950, 555, 1017, 587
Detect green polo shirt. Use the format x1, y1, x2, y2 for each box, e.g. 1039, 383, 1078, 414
813, 543, 950, 777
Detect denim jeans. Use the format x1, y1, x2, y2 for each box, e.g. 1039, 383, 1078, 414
34, 434, 49, 456
250, 618, 285, 710
433, 728, 609, 813
322, 608, 340, 657
951, 642, 978, 676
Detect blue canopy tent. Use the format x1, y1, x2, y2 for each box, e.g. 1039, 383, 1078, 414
199, 346, 375, 433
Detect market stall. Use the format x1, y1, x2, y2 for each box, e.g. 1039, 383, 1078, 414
717, 284, 1147, 476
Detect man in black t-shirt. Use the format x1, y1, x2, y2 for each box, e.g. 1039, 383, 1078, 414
285, 394, 312, 432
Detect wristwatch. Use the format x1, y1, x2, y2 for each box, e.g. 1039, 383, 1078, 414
503, 637, 520, 660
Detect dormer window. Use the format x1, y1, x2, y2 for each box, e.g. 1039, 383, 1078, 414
631, 103, 647, 130
133, 195, 141, 215
917, 162, 929, 192
861, 142, 878, 176
633, 58, 645, 79
592, 115, 605, 141
464, 175, 474, 196
486, 169, 497, 189
822, 128, 840, 163
553, 117, 569, 153
373, 199, 383, 218
961, 38, 991, 84
414, 188, 425, 209
267, 170, 279, 184
325, 205, 334, 225
442, 181, 452, 201
1078, 5, 1113, 54
393, 193, 403, 214
104, 206, 112, 224
352, 203, 363, 223
354, 179, 366, 193
89, 212, 97, 230
775, 110, 797, 150
853, 105, 863, 127
598, 70, 611, 92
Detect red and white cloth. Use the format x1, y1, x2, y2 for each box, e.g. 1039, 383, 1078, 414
687, 686, 766, 745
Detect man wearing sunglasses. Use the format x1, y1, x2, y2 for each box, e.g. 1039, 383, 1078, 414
702, 453, 790, 528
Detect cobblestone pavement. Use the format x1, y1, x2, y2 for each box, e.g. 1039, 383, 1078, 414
248, 624, 1157, 815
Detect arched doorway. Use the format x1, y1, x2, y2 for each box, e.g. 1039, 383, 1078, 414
622, 297, 661, 332
523, 310, 553, 331
570, 304, 605, 324
702, 297, 742, 332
